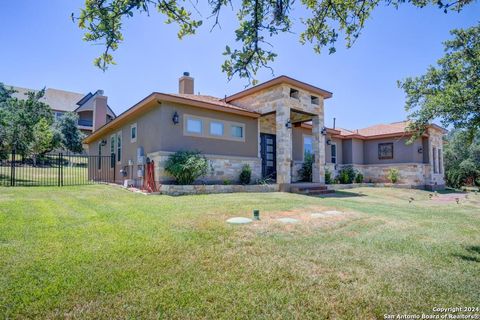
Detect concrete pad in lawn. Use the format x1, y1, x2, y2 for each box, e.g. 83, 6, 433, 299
227, 217, 253, 224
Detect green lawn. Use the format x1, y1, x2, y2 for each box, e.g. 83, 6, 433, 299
0, 186, 479, 319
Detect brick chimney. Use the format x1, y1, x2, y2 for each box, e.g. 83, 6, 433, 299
92, 90, 108, 131
179, 72, 194, 94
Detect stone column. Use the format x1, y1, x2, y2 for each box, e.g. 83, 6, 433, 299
312, 115, 326, 184
275, 104, 292, 185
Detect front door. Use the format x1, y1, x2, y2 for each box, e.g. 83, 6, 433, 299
260, 133, 276, 180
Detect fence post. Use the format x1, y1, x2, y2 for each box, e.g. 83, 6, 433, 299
10, 149, 15, 187
60, 153, 64, 187
111, 153, 116, 183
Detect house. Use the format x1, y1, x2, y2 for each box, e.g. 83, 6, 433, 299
8, 85, 116, 135
83, 73, 446, 190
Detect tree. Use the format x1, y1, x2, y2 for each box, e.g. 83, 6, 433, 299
0, 85, 53, 157
30, 118, 55, 166
75, 0, 473, 82
56, 112, 85, 154
444, 129, 480, 188
398, 23, 480, 140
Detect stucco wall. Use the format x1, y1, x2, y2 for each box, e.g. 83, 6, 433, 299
363, 136, 424, 164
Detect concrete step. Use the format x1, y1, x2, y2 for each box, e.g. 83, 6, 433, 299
289, 183, 335, 195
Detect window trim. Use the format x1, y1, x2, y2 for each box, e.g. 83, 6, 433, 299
130, 123, 137, 143
331, 143, 337, 164
433, 146, 437, 174
116, 131, 122, 163
378, 142, 394, 160
183, 114, 246, 142
303, 134, 313, 161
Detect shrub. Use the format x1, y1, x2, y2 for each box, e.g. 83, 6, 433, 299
239, 164, 252, 185
354, 172, 364, 183
298, 153, 313, 182
164, 150, 208, 185
337, 166, 356, 184
325, 169, 332, 184
387, 168, 399, 183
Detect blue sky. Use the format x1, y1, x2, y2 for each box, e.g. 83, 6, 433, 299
0, 1, 478, 130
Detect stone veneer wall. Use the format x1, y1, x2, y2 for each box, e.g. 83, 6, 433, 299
159, 184, 279, 196
148, 151, 262, 184
426, 128, 446, 187
340, 163, 431, 186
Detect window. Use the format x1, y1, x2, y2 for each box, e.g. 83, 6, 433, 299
186, 118, 202, 134
433, 147, 437, 173
209, 121, 224, 136
117, 132, 122, 162
231, 125, 243, 138
438, 149, 443, 174
378, 143, 394, 160
303, 135, 313, 159
289, 88, 299, 99
54, 111, 64, 121
311, 96, 319, 105
331, 144, 337, 164
130, 123, 137, 143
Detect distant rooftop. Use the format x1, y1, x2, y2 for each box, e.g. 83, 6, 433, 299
8, 85, 85, 112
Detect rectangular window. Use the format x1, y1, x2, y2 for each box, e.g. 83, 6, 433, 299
438, 149, 443, 174
209, 121, 224, 136
378, 143, 394, 160
290, 88, 299, 99
231, 125, 243, 138
186, 118, 202, 134
117, 132, 122, 162
55, 111, 64, 121
303, 135, 313, 159
130, 123, 137, 143
331, 144, 337, 164
433, 147, 437, 173
311, 96, 319, 105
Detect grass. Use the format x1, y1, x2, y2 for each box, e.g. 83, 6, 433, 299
0, 186, 479, 319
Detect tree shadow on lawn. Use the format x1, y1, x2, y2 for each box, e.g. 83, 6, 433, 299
453, 245, 480, 263
315, 190, 367, 198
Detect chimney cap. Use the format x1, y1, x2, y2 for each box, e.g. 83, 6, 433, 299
183, 71, 190, 77
96, 89, 104, 96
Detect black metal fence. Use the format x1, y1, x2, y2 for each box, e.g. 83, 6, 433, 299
0, 151, 116, 187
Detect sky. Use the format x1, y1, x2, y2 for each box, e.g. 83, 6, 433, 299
0, 1, 478, 130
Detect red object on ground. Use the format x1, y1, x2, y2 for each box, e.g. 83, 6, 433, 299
143, 161, 158, 193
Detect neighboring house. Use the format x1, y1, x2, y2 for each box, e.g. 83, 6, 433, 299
83, 73, 446, 190
8, 85, 116, 135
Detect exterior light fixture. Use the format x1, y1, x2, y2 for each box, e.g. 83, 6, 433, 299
253, 209, 260, 220
321, 127, 327, 135
285, 119, 292, 129
100, 140, 107, 147
418, 147, 423, 154
326, 139, 332, 145
172, 111, 179, 125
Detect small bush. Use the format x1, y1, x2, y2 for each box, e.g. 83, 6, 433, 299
299, 153, 313, 182
164, 150, 208, 185
354, 173, 364, 183
337, 166, 356, 184
387, 168, 399, 183
239, 164, 252, 185
325, 169, 332, 184
223, 179, 232, 185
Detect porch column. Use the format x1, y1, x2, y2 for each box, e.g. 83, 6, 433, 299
275, 104, 292, 185
312, 115, 326, 183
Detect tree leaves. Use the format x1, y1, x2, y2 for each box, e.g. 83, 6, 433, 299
76, 0, 473, 81
398, 23, 480, 139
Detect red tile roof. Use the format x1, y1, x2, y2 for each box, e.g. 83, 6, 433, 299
166, 93, 256, 114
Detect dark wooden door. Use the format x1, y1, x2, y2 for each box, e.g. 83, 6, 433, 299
260, 133, 276, 179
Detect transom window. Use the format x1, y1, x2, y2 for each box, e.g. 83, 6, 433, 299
184, 114, 245, 141
209, 121, 224, 136
303, 135, 313, 159
186, 118, 203, 134
231, 125, 243, 138
378, 143, 393, 160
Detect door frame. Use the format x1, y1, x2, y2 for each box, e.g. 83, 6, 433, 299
260, 133, 276, 180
